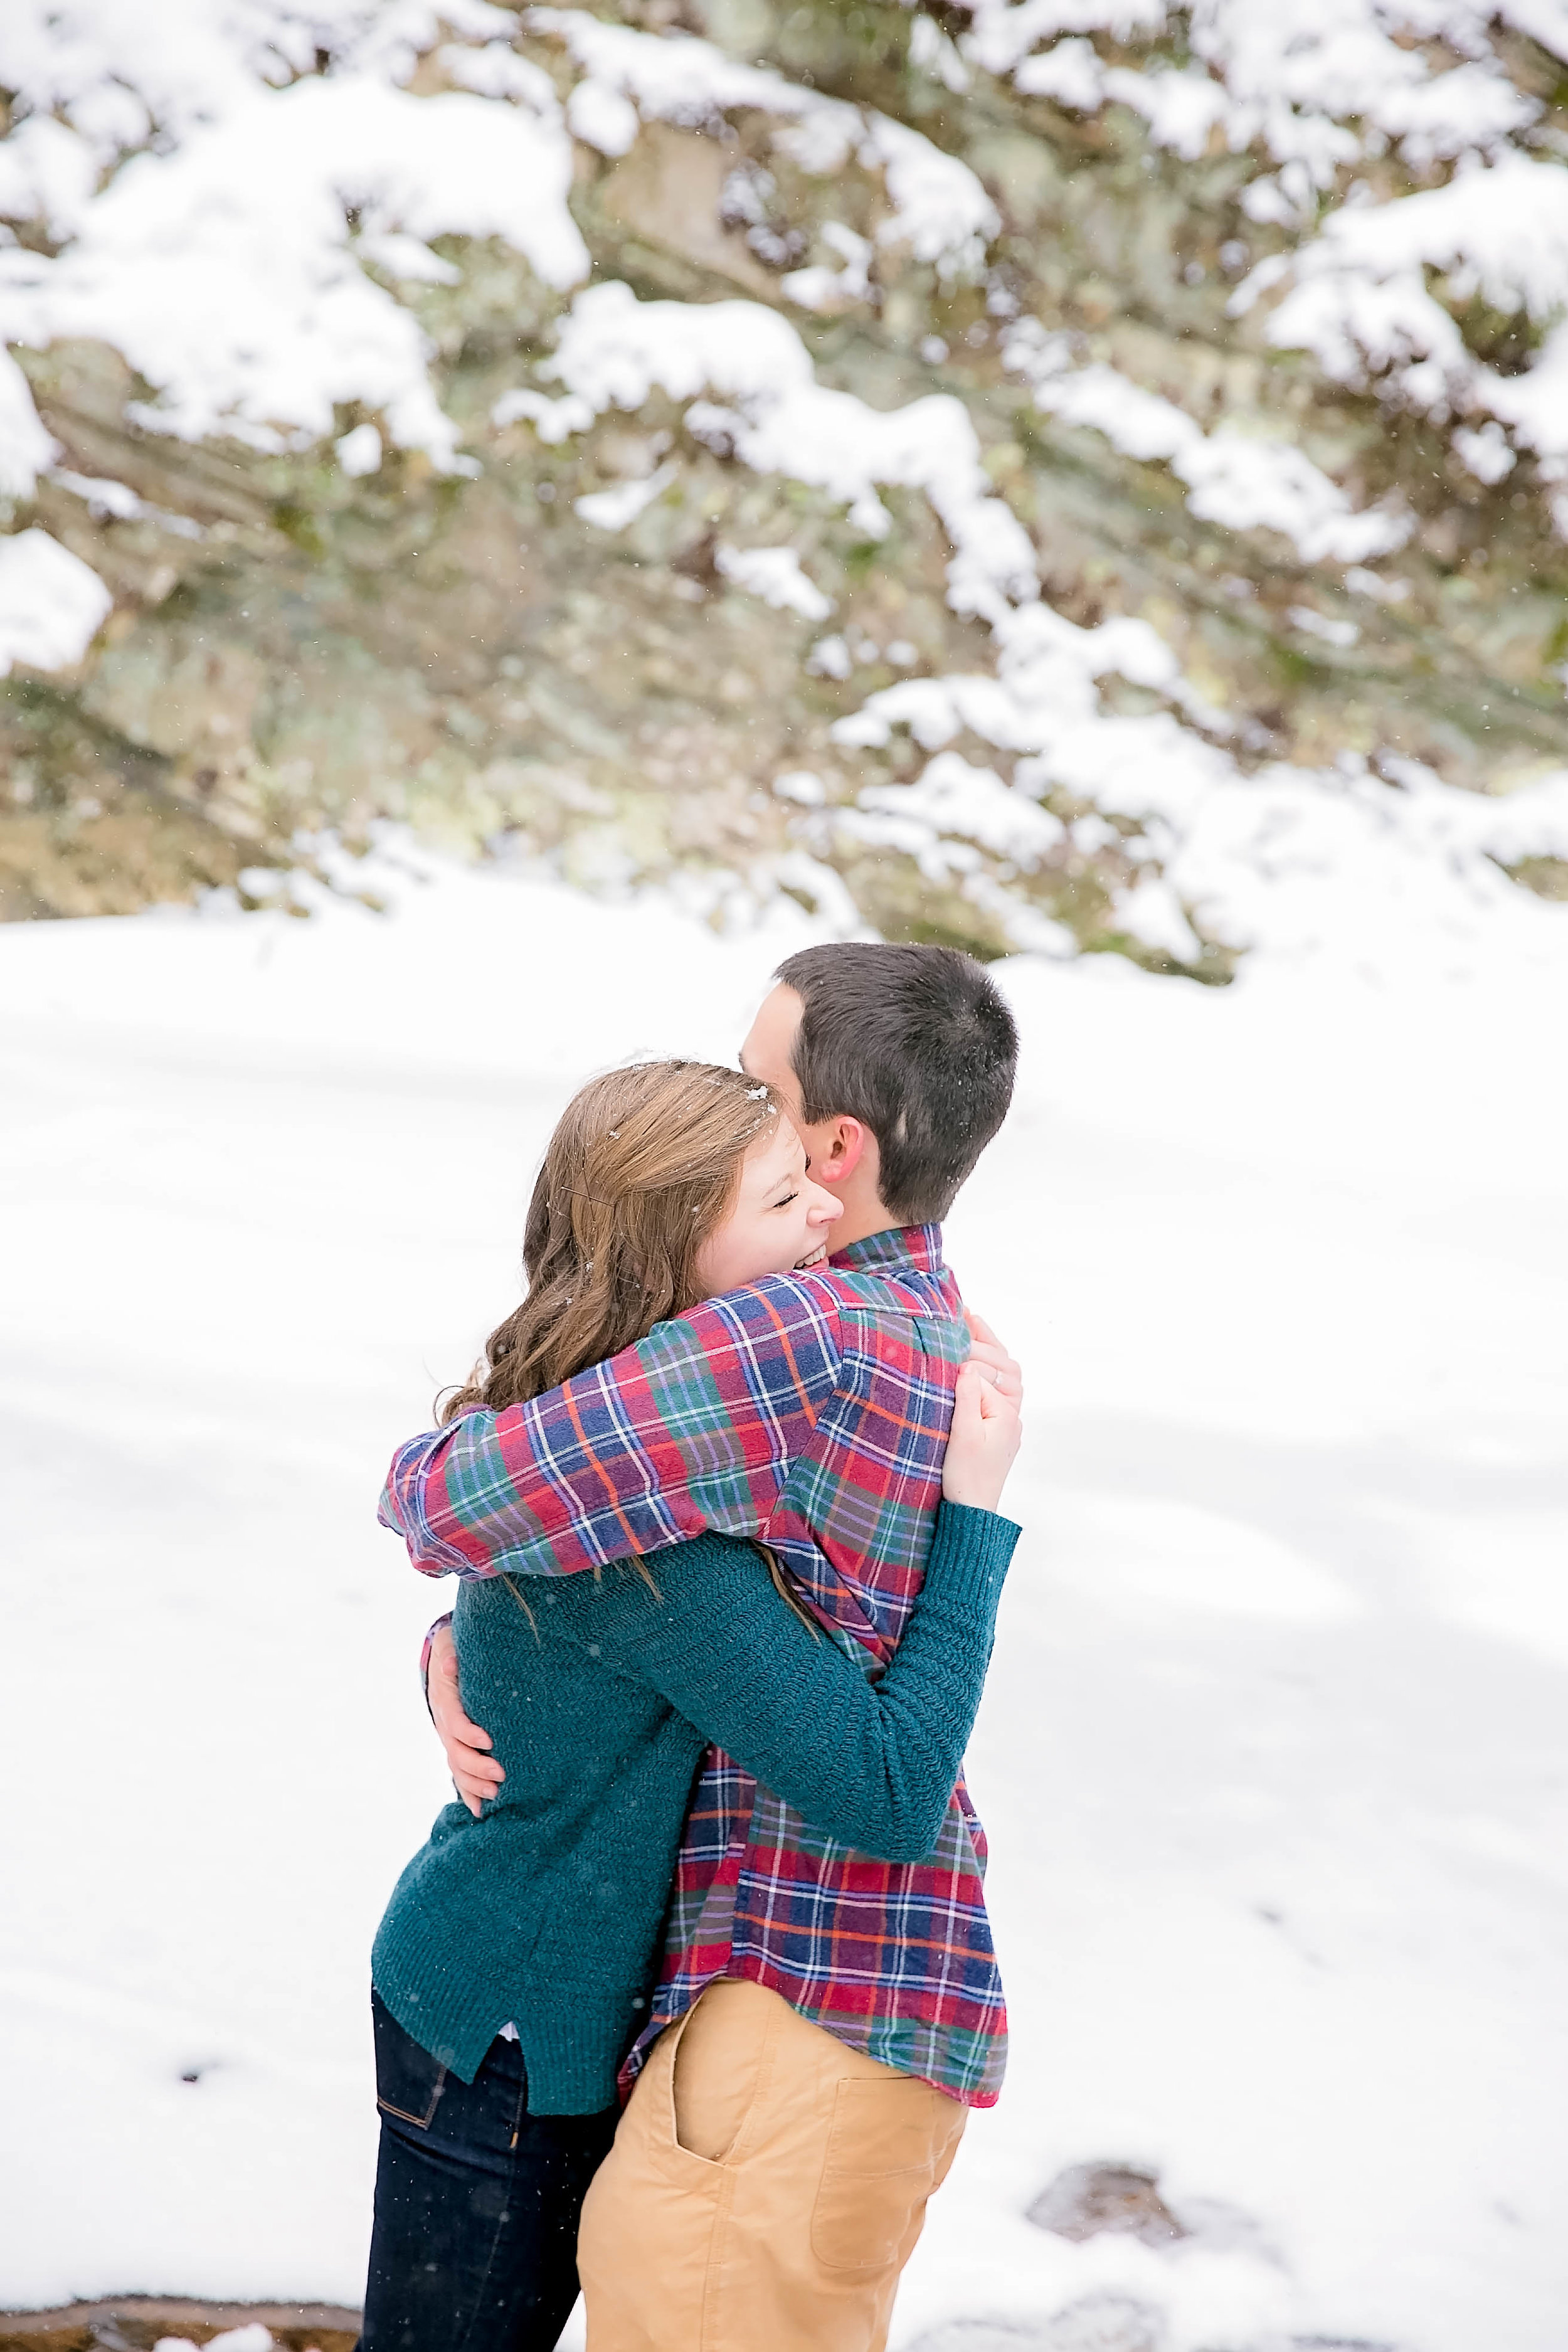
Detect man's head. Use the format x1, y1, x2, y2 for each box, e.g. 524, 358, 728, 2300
739, 942, 1019, 1244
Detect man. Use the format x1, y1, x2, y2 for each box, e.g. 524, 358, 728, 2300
383, 941, 1020, 2350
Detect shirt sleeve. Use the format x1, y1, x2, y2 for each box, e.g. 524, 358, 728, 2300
419, 1613, 454, 1717
378, 1273, 847, 1581
563, 1503, 1020, 1863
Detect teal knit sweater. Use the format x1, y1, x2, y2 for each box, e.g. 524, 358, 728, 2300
372, 1502, 1019, 2112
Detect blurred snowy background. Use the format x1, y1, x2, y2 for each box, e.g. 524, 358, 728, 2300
3, 4, 1567, 2349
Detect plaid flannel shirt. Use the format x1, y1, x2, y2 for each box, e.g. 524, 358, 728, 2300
382, 1225, 1008, 2107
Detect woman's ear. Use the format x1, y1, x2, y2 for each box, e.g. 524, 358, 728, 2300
811, 1116, 868, 1187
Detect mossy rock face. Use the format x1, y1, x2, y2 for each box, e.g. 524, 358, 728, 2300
0, 2309, 357, 2352
0, 2335, 356, 2352
4, 2, 1567, 962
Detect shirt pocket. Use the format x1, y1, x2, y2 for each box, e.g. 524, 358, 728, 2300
809, 2073, 965, 2272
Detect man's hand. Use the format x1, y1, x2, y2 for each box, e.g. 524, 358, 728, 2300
428, 1623, 504, 1819
965, 1309, 1022, 1404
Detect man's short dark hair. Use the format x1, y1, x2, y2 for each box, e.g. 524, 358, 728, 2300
773, 943, 1019, 1225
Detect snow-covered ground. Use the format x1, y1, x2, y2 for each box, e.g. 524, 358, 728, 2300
2, 858, 1565, 2352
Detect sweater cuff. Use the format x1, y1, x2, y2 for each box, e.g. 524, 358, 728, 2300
923, 1502, 1021, 1618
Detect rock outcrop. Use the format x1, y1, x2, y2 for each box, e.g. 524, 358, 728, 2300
4, 0, 1568, 971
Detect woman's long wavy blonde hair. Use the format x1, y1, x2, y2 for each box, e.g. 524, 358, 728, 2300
440, 1060, 780, 1423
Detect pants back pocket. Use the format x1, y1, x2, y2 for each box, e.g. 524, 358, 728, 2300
371, 1991, 450, 2130
810, 2075, 956, 2272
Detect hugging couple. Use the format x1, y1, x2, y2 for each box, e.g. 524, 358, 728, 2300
367, 941, 1026, 2352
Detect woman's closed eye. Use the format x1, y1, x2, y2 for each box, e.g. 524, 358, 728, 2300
772, 1189, 800, 1209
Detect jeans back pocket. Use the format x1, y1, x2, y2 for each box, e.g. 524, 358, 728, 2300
371, 1990, 450, 2129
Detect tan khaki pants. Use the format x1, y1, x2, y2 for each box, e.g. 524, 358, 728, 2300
578, 1979, 967, 2352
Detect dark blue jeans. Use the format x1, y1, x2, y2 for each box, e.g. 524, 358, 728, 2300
359, 1993, 619, 2352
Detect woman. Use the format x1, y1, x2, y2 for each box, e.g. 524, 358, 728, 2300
361, 1061, 1022, 2352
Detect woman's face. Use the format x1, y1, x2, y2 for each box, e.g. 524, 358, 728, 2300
694, 1116, 843, 1298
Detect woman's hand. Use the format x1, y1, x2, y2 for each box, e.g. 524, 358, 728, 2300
964, 1308, 1022, 1402
428, 1623, 504, 1818
942, 1357, 1023, 1513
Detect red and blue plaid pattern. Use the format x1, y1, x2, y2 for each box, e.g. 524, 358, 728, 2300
383, 1226, 1008, 2107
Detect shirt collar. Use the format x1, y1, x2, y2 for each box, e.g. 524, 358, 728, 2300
829, 1222, 945, 1278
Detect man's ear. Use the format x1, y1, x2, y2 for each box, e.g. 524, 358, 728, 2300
812, 1116, 869, 1187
